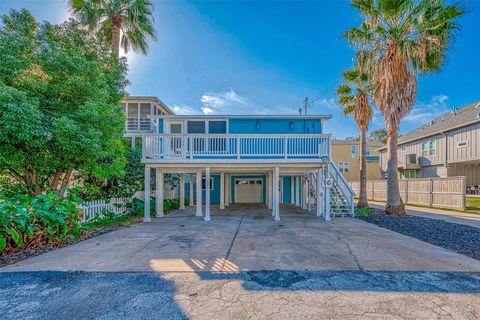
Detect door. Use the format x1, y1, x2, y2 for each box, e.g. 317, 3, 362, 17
234, 179, 263, 203
167, 122, 184, 158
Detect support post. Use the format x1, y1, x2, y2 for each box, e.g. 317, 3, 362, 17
302, 176, 307, 210
316, 168, 322, 217
220, 172, 225, 209
307, 176, 311, 212
268, 172, 273, 210
225, 174, 230, 206
189, 174, 194, 206
144, 166, 151, 222
196, 169, 202, 217
324, 167, 331, 221
179, 173, 185, 210
290, 176, 294, 204
155, 168, 164, 217
204, 167, 211, 221
265, 172, 269, 207
274, 167, 280, 221
295, 176, 300, 206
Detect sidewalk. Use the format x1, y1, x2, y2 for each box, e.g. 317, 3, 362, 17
368, 201, 480, 228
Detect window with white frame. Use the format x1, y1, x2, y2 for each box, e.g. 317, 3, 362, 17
351, 145, 356, 159
366, 147, 372, 156
421, 139, 436, 157
339, 162, 349, 173
202, 178, 214, 190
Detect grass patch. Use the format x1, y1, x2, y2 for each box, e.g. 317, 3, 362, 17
466, 196, 480, 213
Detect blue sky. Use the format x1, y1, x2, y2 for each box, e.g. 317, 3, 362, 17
1, 0, 479, 139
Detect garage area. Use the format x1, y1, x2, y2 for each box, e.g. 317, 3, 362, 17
234, 178, 263, 203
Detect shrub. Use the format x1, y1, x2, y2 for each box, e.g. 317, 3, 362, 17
0, 190, 84, 253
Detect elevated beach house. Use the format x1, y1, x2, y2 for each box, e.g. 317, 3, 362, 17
378, 100, 480, 190
122, 96, 354, 222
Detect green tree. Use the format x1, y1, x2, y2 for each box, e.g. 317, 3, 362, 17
0, 9, 128, 196
369, 128, 387, 144
344, 0, 463, 215
337, 68, 373, 208
69, 0, 157, 58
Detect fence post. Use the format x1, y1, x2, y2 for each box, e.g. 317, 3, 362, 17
371, 180, 374, 200
429, 178, 433, 207
404, 179, 408, 204
461, 176, 466, 211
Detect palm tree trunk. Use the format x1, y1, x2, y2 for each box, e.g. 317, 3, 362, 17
111, 14, 121, 58
357, 128, 368, 208
385, 121, 406, 216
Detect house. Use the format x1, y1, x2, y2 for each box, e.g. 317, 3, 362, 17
121, 96, 355, 222
378, 100, 480, 188
331, 139, 383, 182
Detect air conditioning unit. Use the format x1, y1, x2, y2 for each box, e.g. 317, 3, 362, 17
406, 154, 417, 164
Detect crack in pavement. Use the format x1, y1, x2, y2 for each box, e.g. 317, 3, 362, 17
221, 215, 245, 271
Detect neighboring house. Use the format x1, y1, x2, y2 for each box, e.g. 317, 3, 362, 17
331, 139, 383, 182
378, 100, 480, 187
129, 96, 355, 222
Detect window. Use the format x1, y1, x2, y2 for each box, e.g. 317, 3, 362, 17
339, 162, 349, 173
457, 141, 468, 148
404, 170, 416, 179
139, 103, 151, 130
366, 147, 372, 156
188, 121, 206, 133
421, 139, 436, 157
170, 124, 182, 134
351, 145, 356, 159
202, 178, 214, 190
208, 121, 227, 133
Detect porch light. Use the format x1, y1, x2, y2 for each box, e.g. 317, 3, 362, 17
256, 120, 261, 130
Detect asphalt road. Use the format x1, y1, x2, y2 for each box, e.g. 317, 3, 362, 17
1, 270, 480, 319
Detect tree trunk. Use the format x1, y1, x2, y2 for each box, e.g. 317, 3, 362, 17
49, 169, 62, 191
357, 127, 368, 208
385, 121, 406, 216
111, 14, 121, 58
59, 169, 73, 197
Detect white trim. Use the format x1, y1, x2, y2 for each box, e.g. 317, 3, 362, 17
152, 114, 332, 120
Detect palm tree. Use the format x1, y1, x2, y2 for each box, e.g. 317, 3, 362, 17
343, 0, 463, 215
69, 0, 157, 58
337, 68, 373, 208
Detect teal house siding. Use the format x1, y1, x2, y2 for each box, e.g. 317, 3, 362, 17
157, 118, 164, 133
229, 118, 322, 134
282, 176, 291, 203
185, 174, 221, 204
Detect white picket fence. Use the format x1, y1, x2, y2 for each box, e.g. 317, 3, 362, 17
79, 197, 133, 222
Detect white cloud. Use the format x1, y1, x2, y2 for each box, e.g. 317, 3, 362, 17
170, 104, 200, 115
200, 88, 249, 114
403, 94, 450, 123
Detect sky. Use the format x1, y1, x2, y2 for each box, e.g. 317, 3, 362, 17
1, 0, 479, 139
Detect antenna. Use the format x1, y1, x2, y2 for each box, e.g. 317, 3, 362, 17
304, 97, 308, 115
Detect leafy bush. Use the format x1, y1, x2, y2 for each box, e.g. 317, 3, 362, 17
0, 190, 84, 253
128, 197, 184, 217
355, 206, 373, 217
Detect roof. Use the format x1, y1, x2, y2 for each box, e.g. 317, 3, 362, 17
378, 100, 480, 150
332, 139, 384, 147
122, 96, 174, 115
151, 114, 332, 120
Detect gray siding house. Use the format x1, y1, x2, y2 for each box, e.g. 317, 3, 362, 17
379, 100, 480, 187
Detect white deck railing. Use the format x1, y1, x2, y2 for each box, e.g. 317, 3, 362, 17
142, 133, 331, 161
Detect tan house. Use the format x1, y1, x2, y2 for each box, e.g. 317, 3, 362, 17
378, 100, 480, 188
331, 139, 383, 182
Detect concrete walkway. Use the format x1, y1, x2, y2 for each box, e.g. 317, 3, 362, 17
1, 204, 480, 319
369, 201, 480, 228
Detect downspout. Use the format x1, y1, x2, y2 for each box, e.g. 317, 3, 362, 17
441, 132, 448, 169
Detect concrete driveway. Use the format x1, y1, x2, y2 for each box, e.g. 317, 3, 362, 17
1, 204, 480, 319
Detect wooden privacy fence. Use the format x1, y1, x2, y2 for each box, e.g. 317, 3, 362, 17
350, 176, 466, 211
79, 197, 133, 222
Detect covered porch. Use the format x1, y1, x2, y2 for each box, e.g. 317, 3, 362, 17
143, 163, 333, 222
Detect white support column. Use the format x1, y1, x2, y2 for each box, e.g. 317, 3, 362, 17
189, 174, 194, 206
220, 172, 225, 209
324, 167, 331, 221
268, 172, 273, 210
225, 174, 230, 206
179, 173, 185, 210
131, 137, 136, 149
307, 176, 311, 212
265, 173, 269, 207
204, 167, 211, 221
290, 176, 295, 204
295, 176, 300, 206
155, 168, 164, 217
144, 166, 151, 222
316, 168, 322, 217
196, 169, 202, 217
273, 167, 280, 221
302, 176, 307, 210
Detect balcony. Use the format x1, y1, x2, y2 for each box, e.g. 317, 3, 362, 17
398, 153, 421, 170
142, 133, 331, 163
125, 117, 156, 134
